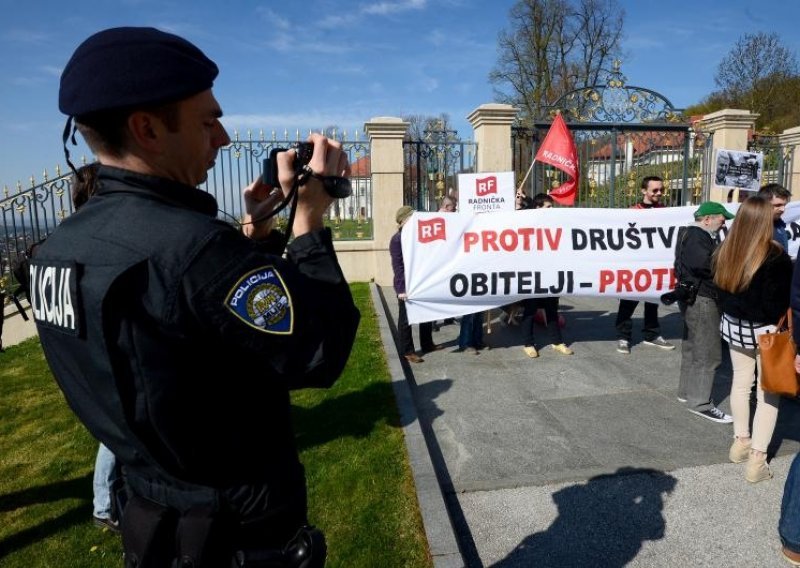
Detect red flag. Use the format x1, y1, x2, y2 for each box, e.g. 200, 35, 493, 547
534, 114, 579, 206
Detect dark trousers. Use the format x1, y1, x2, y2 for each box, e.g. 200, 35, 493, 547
521, 297, 563, 346
458, 312, 484, 349
615, 299, 660, 342
397, 299, 434, 355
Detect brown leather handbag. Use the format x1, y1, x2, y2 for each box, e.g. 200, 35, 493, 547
758, 309, 800, 397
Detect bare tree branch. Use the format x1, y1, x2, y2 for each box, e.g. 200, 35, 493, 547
490, 0, 624, 125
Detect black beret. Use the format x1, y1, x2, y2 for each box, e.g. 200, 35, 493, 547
59, 27, 219, 116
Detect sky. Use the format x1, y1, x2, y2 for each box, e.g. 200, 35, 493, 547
1, 0, 799, 189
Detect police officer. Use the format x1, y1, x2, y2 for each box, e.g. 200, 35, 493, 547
32, 27, 359, 566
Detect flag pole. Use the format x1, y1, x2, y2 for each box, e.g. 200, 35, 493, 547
516, 159, 536, 193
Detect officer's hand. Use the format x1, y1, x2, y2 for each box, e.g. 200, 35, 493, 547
277, 133, 350, 237
795, 354, 800, 375
242, 177, 283, 241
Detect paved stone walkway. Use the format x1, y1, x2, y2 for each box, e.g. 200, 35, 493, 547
376, 286, 800, 567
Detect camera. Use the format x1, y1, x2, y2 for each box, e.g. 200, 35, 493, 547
660, 281, 698, 306
262, 143, 351, 199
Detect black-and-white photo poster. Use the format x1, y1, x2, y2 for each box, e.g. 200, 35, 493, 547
712, 149, 764, 192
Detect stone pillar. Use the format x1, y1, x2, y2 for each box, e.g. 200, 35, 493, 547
333, 116, 408, 287
697, 108, 759, 203
780, 126, 800, 199
365, 116, 408, 253
466, 104, 518, 173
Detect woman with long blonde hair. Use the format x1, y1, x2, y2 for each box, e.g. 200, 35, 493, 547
714, 195, 792, 483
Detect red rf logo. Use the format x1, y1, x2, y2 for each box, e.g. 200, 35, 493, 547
418, 217, 446, 243
476, 176, 497, 196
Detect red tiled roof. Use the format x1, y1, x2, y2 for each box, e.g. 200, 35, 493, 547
590, 131, 687, 159
351, 155, 370, 177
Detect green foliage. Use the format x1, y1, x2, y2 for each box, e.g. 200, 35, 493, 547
688, 32, 800, 133
0, 339, 122, 567
0, 283, 431, 568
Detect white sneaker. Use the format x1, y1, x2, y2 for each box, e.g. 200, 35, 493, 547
642, 336, 675, 350
688, 406, 733, 423
616, 339, 630, 354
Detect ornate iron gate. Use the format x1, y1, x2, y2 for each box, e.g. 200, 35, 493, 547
403, 123, 477, 212
513, 63, 714, 208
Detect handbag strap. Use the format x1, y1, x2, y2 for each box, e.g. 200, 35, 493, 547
778, 308, 792, 332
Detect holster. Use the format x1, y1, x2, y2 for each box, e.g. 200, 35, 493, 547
122, 495, 178, 568
122, 498, 235, 568
233, 526, 326, 568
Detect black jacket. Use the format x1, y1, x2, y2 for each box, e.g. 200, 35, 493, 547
674, 225, 720, 300
719, 249, 792, 324
31, 166, 360, 515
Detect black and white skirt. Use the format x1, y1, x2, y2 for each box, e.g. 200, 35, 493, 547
719, 313, 776, 350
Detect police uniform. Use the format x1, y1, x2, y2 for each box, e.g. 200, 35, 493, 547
34, 27, 360, 564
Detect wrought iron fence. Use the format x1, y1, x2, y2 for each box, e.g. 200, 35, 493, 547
748, 133, 794, 191
0, 131, 372, 287
403, 130, 477, 212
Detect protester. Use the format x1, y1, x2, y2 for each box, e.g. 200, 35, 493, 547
515, 190, 533, 211
33, 26, 359, 564
757, 183, 791, 252
391, 205, 440, 363
500, 190, 532, 326
519, 193, 573, 358
615, 176, 675, 354
439, 195, 456, 213
673, 201, 734, 423
714, 196, 792, 481
779, 249, 800, 563
456, 311, 485, 354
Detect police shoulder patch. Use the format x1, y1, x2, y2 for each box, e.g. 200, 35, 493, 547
224, 265, 294, 335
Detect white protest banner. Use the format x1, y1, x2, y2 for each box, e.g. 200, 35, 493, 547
402, 202, 800, 324
457, 171, 515, 214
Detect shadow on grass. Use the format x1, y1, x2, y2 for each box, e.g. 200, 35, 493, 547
491, 467, 677, 568
292, 379, 442, 451
0, 474, 92, 560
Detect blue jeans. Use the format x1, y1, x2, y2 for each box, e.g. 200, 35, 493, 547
92, 443, 117, 519
458, 312, 483, 349
780, 453, 800, 553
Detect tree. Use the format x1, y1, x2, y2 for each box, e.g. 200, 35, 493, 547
489, 0, 624, 125
402, 113, 456, 141
714, 32, 798, 118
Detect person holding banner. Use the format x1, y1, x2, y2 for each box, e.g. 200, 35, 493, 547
391, 205, 440, 363
519, 193, 573, 358
615, 176, 676, 354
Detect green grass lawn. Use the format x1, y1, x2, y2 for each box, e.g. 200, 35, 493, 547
0, 282, 432, 567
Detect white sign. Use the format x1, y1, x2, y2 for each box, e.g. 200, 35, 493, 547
402, 202, 800, 324
713, 149, 763, 192
457, 171, 514, 214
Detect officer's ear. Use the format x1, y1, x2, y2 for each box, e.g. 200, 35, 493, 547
126, 111, 169, 153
